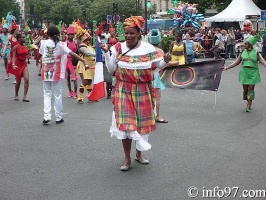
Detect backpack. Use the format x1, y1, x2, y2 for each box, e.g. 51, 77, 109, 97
71, 47, 80, 66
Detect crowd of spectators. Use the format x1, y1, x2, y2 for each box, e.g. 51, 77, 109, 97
140, 26, 266, 60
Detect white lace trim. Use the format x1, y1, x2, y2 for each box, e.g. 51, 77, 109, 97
117, 57, 163, 70
110, 112, 151, 151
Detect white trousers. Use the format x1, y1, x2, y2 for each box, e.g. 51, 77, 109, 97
43, 80, 63, 121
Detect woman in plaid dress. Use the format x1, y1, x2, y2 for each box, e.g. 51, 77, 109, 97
101, 16, 171, 171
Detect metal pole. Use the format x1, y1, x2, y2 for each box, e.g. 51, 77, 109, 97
145, 0, 147, 31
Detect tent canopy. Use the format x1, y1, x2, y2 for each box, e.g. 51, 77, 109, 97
205, 0, 261, 22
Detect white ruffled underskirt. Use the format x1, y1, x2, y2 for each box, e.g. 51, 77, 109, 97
110, 111, 151, 151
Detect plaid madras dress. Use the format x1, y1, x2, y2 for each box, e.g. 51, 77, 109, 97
112, 67, 156, 135
105, 41, 166, 151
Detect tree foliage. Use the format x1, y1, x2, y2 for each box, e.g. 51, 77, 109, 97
23, 0, 266, 28
0, 0, 21, 23
24, 0, 143, 28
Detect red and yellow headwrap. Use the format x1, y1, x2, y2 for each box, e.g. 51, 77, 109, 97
123, 16, 144, 29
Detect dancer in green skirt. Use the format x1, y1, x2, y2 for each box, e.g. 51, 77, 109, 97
223, 36, 266, 112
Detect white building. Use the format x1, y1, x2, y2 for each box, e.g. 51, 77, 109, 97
16, 0, 25, 20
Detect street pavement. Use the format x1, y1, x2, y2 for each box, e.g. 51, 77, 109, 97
1, 58, 266, 200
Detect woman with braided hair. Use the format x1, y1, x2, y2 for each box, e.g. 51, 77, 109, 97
36, 25, 89, 124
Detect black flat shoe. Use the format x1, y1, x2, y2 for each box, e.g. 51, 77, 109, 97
56, 118, 64, 124
43, 119, 51, 124
156, 119, 168, 123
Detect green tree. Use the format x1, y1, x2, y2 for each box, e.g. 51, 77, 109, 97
0, 0, 21, 22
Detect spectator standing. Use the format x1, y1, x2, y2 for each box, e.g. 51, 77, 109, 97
225, 29, 235, 59
183, 33, 195, 63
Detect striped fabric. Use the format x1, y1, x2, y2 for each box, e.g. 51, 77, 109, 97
112, 67, 156, 135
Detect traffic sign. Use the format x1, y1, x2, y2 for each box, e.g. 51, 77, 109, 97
113, 15, 120, 22
107, 15, 112, 24
261, 10, 266, 21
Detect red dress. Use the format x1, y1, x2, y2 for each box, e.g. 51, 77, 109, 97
10, 44, 29, 81
7, 37, 18, 76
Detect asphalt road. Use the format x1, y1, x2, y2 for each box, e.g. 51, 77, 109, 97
1, 58, 266, 200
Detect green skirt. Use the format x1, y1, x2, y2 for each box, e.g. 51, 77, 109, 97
239, 66, 261, 85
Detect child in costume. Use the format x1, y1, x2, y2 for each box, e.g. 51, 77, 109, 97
223, 36, 266, 112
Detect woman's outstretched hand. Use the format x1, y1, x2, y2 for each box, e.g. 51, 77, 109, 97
222, 66, 228, 71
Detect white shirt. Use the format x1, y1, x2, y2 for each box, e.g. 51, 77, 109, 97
39, 39, 71, 81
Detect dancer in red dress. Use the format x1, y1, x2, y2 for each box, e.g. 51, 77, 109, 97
11, 33, 30, 102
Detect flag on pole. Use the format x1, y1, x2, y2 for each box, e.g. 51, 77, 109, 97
87, 37, 105, 101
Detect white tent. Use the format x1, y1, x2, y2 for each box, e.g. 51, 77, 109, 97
205, 0, 264, 30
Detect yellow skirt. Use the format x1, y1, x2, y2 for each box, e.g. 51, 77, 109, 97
77, 65, 95, 80
171, 55, 185, 65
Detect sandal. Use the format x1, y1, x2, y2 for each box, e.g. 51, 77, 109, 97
23, 99, 30, 102
14, 97, 19, 101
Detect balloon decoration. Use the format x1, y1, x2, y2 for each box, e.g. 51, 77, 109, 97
167, 2, 204, 30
